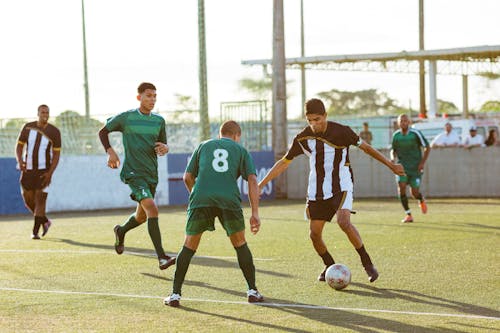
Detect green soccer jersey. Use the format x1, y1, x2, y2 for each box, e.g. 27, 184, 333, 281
105, 109, 166, 184
391, 128, 429, 174
186, 137, 256, 210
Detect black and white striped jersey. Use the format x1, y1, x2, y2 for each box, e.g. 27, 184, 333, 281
284, 121, 361, 201
17, 121, 61, 171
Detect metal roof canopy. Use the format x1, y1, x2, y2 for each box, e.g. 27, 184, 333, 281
242, 45, 500, 75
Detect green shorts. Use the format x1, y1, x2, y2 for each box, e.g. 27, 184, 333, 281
186, 207, 244, 236
126, 177, 157, 202
396, 173, 422, 189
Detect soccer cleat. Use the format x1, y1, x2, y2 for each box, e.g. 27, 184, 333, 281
31, 234, 40, 240
317, 266, 327, 281
113, 225, 125, 254
401, 215, 414, 223
419, 200, 428, 214
365, 265, 379, 283
164, 293, 181, 307
42, 219, 52, 237
247, 289, 264, 303
159, 255, 176, 270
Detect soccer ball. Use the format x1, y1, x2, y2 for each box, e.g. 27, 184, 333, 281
325, 264, 351, 290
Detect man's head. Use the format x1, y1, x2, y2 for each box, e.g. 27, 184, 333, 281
37, 104, 50, 124
445, 122, 452, 134
470, 126, 477, 137
363, 122, 369, 130
397, 114, 410, 131
305, 98, 327, 133
137, 82, 157, 112
219, 120, 242, 142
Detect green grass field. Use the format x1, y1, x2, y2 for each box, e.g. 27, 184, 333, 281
1, 198, 499, 332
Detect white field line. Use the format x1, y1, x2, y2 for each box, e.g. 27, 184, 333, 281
0, 249, 273, 261
1, 287, 499, 322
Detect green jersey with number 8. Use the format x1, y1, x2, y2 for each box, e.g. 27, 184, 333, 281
186, 137, 256, 210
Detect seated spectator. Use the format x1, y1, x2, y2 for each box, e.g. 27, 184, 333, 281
463, 126, 485, 149
485, 129, 498, 147
430, 122, 461, 147
359, 122, 373, 145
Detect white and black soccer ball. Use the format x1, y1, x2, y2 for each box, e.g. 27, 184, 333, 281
325, 263, 351, 290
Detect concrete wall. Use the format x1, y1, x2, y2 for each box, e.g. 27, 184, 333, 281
286, 147, 500, 199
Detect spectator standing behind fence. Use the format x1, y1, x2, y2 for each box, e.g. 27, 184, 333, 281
430, 122, 461, 148
484, 129, 498, 147
462, 126, 485, 149
358, 122, 373, 145
15, 104, 61, 239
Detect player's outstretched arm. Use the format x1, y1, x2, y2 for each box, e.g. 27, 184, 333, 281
359, 141, 405, 176
247, 174, 260, 234
258, 159, 290, 192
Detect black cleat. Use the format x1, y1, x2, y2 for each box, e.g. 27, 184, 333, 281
31, 234, 40, 240
365, 265, 379, 282
318, 266, 327, 281
113, 225, 124, 254
42, 219, 52, 237
159, 255, 176, 270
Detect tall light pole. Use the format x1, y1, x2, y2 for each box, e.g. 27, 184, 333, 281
418, 0, 426, 117
300, 0, 306, 118
198, 0, 210, 140
81, 0, 90, 121
272, 0, 287, 198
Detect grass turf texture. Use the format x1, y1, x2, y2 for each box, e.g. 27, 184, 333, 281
0, 198, 499, 332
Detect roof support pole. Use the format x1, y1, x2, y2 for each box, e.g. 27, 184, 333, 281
462, 74, 469, 118
428, 60, 437, 119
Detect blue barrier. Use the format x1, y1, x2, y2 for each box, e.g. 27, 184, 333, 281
0, 158, 28, 215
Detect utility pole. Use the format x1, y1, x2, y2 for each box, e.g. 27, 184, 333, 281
81, 0, 90, 121
272, 0, 288, 198
418, 0, 426, 118
300, 0, 306, 118
198, 0, 210, 140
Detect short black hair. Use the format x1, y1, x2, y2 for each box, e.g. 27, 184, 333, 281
305, 98, 326, 115
37, 104, 49, 112
138, 82, 156, 94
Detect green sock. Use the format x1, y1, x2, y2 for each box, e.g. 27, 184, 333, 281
173, 246, 195, 295
235, 243, 257, 290
120, 214, 141, 234
147, 217, 165, 258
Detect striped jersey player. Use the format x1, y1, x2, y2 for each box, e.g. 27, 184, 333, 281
258, 98, 405, 283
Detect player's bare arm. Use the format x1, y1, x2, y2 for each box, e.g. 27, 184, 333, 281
15, 143, 27, 171
154, 142, 169, 156
183, 172, 196, 194
40, 150, 60, 187
247, 174, 261, 234
359, 141, 405, 176
106, 148, 120, 169
418, 146, 431, 172
258, 158, 290, 191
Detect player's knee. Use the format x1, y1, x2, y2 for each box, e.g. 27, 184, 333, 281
309, 230, 322, 243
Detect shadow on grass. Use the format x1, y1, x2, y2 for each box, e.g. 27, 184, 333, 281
348, 282, 500, 319
144, 274, 467, 332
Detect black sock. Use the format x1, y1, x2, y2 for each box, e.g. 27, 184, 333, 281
356, 245, 373, 268
235, 243, 256, 290
400, 195, 410, 213
415, 193, 423, 202
33, 216, 45, 235
320, 250, 335, 267
173, 246, 196, 295
147, 217, 165, 258
120, 214, 141, 234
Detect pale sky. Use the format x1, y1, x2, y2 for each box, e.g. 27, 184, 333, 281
0, 0, 499, 121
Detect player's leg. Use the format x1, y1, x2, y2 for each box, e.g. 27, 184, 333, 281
166, 232, 203, 307
113, 203, 145, 255
307, 199, 337, 281
34, 190, 52, 237
20, 188, 35, 214
397, 179, 413, 222
30, 189, 47, 240
410, 176, 427, 214
336, 208, 378, 282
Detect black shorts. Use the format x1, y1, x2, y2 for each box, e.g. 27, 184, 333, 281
20, 170, 48, 191
306, 192, 349, 222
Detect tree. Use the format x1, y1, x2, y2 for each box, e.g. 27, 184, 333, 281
437, 99, 459, 115
479, 100, 500, 113
238, 77, 273, 101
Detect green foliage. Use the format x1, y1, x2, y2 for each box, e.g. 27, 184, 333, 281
479, 100, 500, 112
437, 99, 459, 114
317, 88, 404, 116
3, 118, 28, 129
238, 77, 273, 101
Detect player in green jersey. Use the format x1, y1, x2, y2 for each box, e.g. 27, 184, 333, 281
164, 120, 262, 307
98, 82, 175, 270
391, 114, 431, 223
